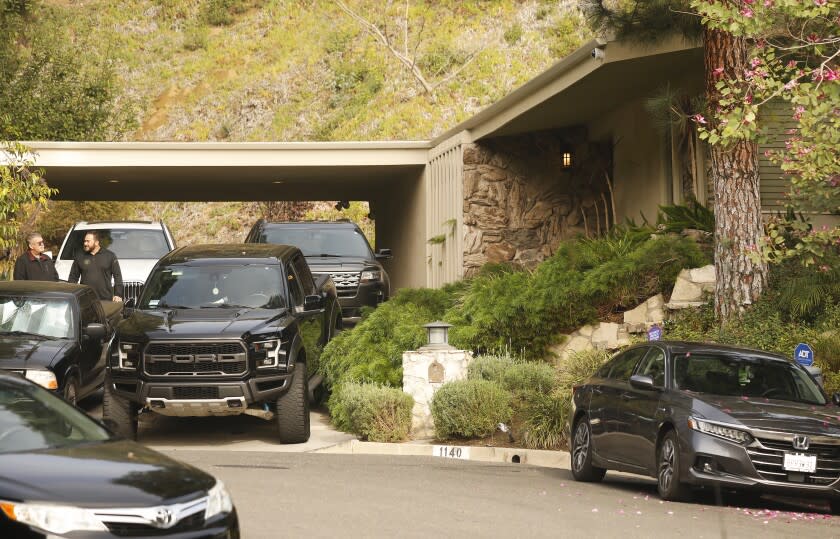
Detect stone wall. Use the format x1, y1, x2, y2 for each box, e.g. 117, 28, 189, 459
462, 131, 610, 276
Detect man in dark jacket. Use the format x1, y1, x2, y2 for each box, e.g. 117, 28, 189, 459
67, 231, 124, 302
13, 232, 59, 282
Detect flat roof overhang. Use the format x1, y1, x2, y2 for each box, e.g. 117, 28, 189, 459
23, 141, 431, 201
433, 35, 703, 144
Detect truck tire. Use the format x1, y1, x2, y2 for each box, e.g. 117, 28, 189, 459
62, 376, 79, 407
102, 379, 138, 441
276, 362, 310, 443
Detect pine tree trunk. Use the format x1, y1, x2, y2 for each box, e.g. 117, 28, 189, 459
704, 27, 767, 323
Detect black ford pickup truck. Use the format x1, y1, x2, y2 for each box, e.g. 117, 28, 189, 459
0, 281, 121, 405
104, 244, 341, 443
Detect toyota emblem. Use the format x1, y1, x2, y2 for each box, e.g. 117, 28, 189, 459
154, 508, 176, 528
792, 435, 810, 451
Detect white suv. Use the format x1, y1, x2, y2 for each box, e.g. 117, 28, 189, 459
55, 221, 176, 302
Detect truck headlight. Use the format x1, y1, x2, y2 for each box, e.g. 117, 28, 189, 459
117, 342, 140, 369
688, 417, 753, 445
360, 270, 381, 283
204, 481, 233, 520
0, 500, 107, 534
25, 370, 58, 390
254, 339, 287, 368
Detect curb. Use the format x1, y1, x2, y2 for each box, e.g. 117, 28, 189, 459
314, 439, 571, 469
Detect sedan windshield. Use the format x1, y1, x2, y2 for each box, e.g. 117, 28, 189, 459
673, 353, 826, 405
0, 296, 74, 339
139, 264, 286, 309
259, 227, 373, 258
0, 378, 111, 454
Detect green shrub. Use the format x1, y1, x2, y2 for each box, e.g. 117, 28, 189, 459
183, 24, 209, 51
501, 361, 557, 396
467, 353, 516, 384
503, 23, 523, 45
431, 379, 512, 439
656, 201, 715, 233
557, 349, 610, 391
319, 287, 455, 389
520, 391, 570, 450
201, 0, 243, 25
328, 383, 414, 442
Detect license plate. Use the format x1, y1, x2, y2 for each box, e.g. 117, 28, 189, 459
783, 452, 817, 473
433, 445, 470, 460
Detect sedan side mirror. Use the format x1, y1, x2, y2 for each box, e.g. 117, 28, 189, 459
84, 323, 107, 340
375, 248, 393, 260
303, 294, 324, 311
629, 374, 657, 391
833, 392, 840, 407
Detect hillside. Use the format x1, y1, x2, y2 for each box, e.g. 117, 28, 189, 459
34, 0, 590, 245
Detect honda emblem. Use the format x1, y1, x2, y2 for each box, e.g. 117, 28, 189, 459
792, 435, 810, 451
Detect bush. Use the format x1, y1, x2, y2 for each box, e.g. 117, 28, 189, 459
328, 383, 414, 442
556, 349, 611, 391
520, 391, 570, 450
319, 287, 455, 389
183, 24, 209, 51
501, 361, 557, 397
467, 353, 516, 384
431, 379, 512, 439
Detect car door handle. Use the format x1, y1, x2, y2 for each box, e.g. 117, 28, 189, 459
620, 392, 636, 401
593, 387, 603, 395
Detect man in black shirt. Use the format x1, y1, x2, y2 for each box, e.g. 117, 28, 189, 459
67, 231, 124, 302
13, 232, 59, 281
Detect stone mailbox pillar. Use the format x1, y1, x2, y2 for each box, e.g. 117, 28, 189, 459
402, 322, 472, 439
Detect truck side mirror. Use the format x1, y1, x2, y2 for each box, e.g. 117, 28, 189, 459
303, 295, 324, 311
375, 248, 392, 260
84, 323, 107, 340
124, 297, 136, 308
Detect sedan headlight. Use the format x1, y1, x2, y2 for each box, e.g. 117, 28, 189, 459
0, 500, 107, 534
24, 370, 58, 390
688, 417, 753, 445
205, 480, 233, 520
360, 270, 381, 283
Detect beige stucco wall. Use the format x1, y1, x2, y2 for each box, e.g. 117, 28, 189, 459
587, 98, 668, 225
374, 169, 427, 290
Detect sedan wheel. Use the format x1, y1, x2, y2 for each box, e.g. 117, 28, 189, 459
63, 378, 78, 407
571, 418, 606, 482
657, 431, 689, 501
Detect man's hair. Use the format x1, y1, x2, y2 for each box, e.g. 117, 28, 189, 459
85, 230, 100, 242
25, 232, 43, 245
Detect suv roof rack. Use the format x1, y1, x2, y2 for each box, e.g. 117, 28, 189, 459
81, 220, 156, 225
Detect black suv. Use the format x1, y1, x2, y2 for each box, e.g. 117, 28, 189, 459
104, 244, 341, 444
245, 220, 391, 321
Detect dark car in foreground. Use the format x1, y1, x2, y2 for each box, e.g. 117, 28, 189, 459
0, 281, 122, 405
0, 372, 238, 538
245, 220, 391, 321
569, 341, 840, 510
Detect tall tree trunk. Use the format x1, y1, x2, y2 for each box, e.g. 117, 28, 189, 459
704, 28, 767, 323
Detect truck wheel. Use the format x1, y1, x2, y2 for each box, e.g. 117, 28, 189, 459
102, 379, 138, 441
276, 362, 310, 444
62, 376, 79, 406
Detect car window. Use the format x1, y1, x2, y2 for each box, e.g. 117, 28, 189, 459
259, 227, 373, 258
606, 347, 648, 381
286, 265, 305, 310
0, 378, 111, 454
636, 347, 666, 387
61, 228, 170, 260
80, 291, 98, 326
290, 255, 316, 296
673, 352, 826, 405
0, 296, 74, 339
139, 264, 286, 310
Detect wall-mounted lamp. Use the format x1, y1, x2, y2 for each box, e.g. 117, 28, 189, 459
562, 150, 573, 169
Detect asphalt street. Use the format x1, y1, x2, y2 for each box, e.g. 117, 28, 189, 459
77, 396, 839, 539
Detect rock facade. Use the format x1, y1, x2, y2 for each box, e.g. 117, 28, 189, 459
666, 265, 715, 309
462, 132, 611, 276
403, 348, 472, 439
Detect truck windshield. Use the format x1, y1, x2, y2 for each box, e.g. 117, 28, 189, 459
0, 297, 74, 339
259, 227, 372, 258
139, 264, 286, 310
673, 353, 826, 405
60, 229, 170, 260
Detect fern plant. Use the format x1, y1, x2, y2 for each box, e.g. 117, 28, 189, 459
656, 200, 715, 233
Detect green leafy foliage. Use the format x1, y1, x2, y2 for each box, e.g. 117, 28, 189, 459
520, 391, 569, 450
328, 382, 414, 442
318, 287, 456, 389
0, 142, 56, 279
430, 379, 512, 439
467, 353, 516, 385
500, 362, 557, 397
656, 201, 715, 234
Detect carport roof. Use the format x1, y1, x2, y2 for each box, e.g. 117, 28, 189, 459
19, 34, 703, 201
